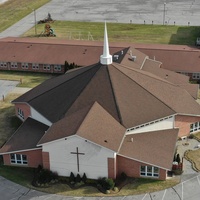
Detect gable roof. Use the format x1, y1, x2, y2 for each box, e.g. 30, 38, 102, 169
0, 118, 49, 154
39, 102, 125, 152
118, 129, 179, 170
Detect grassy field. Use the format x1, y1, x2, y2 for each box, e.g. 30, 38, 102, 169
0, 71, 54, 88
23, 21, 200, 45
0, 0, 50, 32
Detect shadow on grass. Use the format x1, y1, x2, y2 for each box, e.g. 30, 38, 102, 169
169, 26, 200, 45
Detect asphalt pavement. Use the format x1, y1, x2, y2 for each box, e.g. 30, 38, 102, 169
1, 0, 200, 38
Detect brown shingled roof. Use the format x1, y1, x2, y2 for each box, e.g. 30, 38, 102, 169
142, 59, 199, 99
0, 37, 123, 66
39, 102, 125, 152
119, 129, 179, 170
0, 118, 48, 154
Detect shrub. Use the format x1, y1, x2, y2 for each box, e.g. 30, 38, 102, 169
120, 172, 127, 181
33, 168, 58, 186
98, 177, 115, 190
76, 174, 81, 183
188, 134, 194, 139
82, 173, 87, 183
69, 172, 75, 183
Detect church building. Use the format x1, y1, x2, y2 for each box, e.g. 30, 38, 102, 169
1, 23, 200, 181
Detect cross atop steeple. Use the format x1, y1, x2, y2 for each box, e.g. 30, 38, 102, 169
100, 22, 112, 65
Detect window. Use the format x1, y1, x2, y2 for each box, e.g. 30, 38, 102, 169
18, 108, 24, 120
54, 65, 61, 71
11, 62, 18, 68
140, 166, 159, 178
0, 62, 7, 68
192, 73, 200, 79
32, 63, 39, 70
21, 63, 29, 69
43, 64, 50, 71
190, 121, 200, 133
10, 154, 28, 165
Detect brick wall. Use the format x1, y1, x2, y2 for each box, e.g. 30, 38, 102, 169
2, 149, 43, 168
117, 155, 167, 180
42, 151, 50, 170
14, 103, 31, 121
175, 115, 200, 137
108, 158, 115, 179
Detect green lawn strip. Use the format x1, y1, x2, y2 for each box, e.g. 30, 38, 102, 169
23, 21, 200, 45
0, 165, 34, 187
0, 0, 50, 32
0, 164, 179, 196
0, 71, 54, 88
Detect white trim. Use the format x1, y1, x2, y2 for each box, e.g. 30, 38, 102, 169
0, 147, 42, 155
140, 56, 149, 69
126, 115, 174, 134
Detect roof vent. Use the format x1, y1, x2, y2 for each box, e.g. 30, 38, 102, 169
130, 50, 136, 61
113, 55, 119, 60
131, 138, 133, 142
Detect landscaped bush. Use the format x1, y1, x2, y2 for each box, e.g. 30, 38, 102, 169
120, 172, 127, 181
82, 173, 87, 183
98, 177, 115, 190
76, 174, 81, 183
188, 134, 194, 139
69, 172, 75, 183
32, 165, 58, 187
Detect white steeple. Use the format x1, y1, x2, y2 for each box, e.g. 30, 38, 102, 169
100, 22, 112, 65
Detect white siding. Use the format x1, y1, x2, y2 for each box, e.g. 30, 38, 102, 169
30, 107, 52, 126
126, 116, 174, 135
42, 136, 115, 179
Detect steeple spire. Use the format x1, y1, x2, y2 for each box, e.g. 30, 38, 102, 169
100, 22, 112, 65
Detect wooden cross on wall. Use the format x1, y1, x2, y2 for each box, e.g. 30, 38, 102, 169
70, 147, 85, 172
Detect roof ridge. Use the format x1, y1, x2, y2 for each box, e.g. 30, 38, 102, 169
111, 63, 176, 114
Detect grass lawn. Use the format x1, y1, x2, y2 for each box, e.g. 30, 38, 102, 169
185, 149, 200, 171
23, 21, 200, 45
0, 164, 179, 196
0, 0, 50, 32
0, 71, 54, 88
194, 132, 200, 140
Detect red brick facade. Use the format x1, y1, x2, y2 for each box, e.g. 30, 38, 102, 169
117, 155, 167, 180
108, 158, 115, 179
2, 149, 43, 168
14, 103, 31, 121
0, 62, 64, 74
42, 151, 50, 170
175, 114, 200, 137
